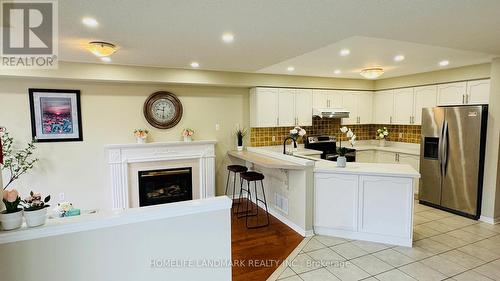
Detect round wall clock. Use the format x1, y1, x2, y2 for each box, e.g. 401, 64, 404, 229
143, 91, 183, 129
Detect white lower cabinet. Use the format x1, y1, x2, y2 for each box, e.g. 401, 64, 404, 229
314, 172, 414, 246
375, 151, 398, 163
356, 151, 374, 163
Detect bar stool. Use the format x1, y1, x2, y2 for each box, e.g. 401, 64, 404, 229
225, 165, 248, 209
237, 171, 270, 229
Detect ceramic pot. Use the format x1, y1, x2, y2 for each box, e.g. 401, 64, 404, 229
0, 209, 23, 230
337, 156, 347, 168
24, 208, 47, 227
183, 136, 192, 142
136, 137, 147, 144
237, 146, 243, 151
379, 139, 387, 147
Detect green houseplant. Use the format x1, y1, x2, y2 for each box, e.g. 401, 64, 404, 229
21, 191, 51, 227
1, 189, 23, 230
235, 127, 247, 151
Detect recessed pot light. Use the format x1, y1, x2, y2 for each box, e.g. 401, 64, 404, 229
439, 60, 450, 66
82, 17, 98, 27
287, 66, 295, 72
394, 55, 405, 62
222, 33, 234, 43
334, 69, 341, 75
100, 57, 111, 63
190, 62, 200, 68
340, 49, 350, 56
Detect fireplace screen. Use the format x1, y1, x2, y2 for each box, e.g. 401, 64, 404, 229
138, 167, 193, 207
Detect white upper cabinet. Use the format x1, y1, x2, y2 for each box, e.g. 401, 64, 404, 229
278, 88, 296, 127
312, 89, 342, 108
373, 90, 394, 124
328, 90, 343, 108
341, 91, 373, 125
393, 88, 415, 125
437, 82, 467, 106
341, 91, 358, 125
467, 79, 490, 105
357, 92, 373, 125
295, 89, 313, 126
413, 85, 437, 125
250, 87, 278, 127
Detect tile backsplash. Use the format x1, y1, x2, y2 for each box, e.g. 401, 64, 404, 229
250, 117, 421, 147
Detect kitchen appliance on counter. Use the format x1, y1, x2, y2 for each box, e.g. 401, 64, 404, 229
304, 135, 356, 162
419, 105, 488, 219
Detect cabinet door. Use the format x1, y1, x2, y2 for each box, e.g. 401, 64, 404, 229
278, 89, 296, 126
357, 92, 373, 124
315, 173, 358, 231
414, 85, 437, 125
437, 82, 467, 106
328, 90, 343, 108
467, 79, 490, 105
295, 89, 313, 126
356, 150, 374, 163
250, 88, 278, 127
312, 89, 328, 108
341, 91, 358, 125
373, 90, 394, 124
398, 153, 420, 195
376, 151, 397, 163
393, 88, 414, 125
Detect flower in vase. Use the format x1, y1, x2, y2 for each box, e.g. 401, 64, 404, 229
340, 126, 349, 133
182, 128, 194, 137
4, 189, 19, 203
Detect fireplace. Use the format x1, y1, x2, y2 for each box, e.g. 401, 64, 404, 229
138, 167, 193, 207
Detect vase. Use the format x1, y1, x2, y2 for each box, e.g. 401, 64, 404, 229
0, 209, 23, 231
379, 139, 386, 147
183, 136, 192, 142
24, 208, 48, 227
136, 137, 147, 144
337, 156, 347, 168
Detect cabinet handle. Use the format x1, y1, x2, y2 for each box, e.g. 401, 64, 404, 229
390, 116, 393, 124
466, 94, 469, 104
410, 116, 412, 124
462, 94, 465, 104
277, 117, 279, 125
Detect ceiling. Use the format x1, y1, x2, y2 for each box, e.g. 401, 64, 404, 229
57, 0, 500, 79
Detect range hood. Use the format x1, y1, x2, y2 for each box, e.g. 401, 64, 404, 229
313, 108, 350, 118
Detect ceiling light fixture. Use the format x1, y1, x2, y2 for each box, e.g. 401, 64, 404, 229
87, 41, 116, 57
100, 57, 111, 63
190, 62, 200, 68
82, 17, 98, 27
334, 69, 341, 75
360, 67, 384, 79
340, 49, 350, 56
287, 66, 295, 72
439, 60, 450, 66
222, 33, 234, 43
394, 55, 405, 62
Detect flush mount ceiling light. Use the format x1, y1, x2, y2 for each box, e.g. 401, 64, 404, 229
82, 17, 98, 27
394, 55, 405, 62
222, 33, 234, 43
439, 60, 450, 66
287, 66, 295, 72
190, 61, 200, 68
87, 41, 116, 57
360, 67, 384, 79
339, 48, 350, 56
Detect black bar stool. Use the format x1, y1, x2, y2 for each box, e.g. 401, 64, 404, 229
225, 165, 248, 209
237, 171, 270, 229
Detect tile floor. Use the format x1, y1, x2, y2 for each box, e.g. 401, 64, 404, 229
269, 202, 500, 281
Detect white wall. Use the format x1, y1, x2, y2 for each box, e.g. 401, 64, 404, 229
0, 77, 248, 210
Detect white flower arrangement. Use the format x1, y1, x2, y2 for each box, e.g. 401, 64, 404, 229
289, 126, 306, 140
376, 127, 389, 140
340, 126, 357, 147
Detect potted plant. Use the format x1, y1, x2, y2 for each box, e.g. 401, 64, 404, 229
182, 128, 194, 142
376, 127, 389, 147
134, 129, 149, 144
1, 189, 23, 230
337, 127, 356, 168
235, 127, 247, 151
21, 191, 50, 227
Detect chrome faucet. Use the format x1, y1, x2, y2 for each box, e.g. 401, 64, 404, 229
283, 136, 297, 155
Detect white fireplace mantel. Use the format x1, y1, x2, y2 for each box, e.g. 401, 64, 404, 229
105, 140, 216, 209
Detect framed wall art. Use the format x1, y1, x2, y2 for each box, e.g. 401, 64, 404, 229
28, 88, 83, 142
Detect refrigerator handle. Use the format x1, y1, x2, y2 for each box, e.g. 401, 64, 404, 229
442, 121, 449, 176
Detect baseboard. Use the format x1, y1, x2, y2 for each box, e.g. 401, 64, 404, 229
479, 215, 500, 225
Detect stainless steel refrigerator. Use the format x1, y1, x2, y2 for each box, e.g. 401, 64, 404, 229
419, 105, 488, 219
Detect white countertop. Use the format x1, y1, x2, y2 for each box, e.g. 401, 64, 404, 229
257, 145, 323, 156
0, 196, 231, 245
352, 140, 420, 156
315, 159, 420, 178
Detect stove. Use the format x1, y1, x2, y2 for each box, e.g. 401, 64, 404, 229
304, 135, 356, 162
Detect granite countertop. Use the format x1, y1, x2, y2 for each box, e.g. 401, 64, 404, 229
314, 159, 420, 178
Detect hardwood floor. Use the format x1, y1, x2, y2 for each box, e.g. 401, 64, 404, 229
231, 199, 303, 281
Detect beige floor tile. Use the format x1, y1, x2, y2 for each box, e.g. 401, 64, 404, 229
326, 261, 370, 281
447, 229, 486, 243
373, 248, 415, 267
349, 240, 391, 253
414, 225, 441, 238
414, 215, 433, 225
420, 255, 468, 277
439, 249, 486, 269
457, 243, 500, 262
350, 254, 393, 275
399, 262, 447, 281
415, 203, 433, 213
393, 245, 434, 261
330, 243, 369, 260
307, 248, 346, 266
278, 275, 302, 281
375, 269, 417, 281
299, 268, 341, 281
420, 220, 457, 233
437, 216, 477, 229
290, 253, 321, 274
429, 233, 470, 248
277, 267, 297, 280
474, 262, 500, 280
473, 239, 500, 255
414, 238, 452, 254
461, 224, 499, 238
315, 235, 349, 247
418, 210, 452, 220
452, 270, 494, 281
303, 237, 328, 252
362, 278, 378, 281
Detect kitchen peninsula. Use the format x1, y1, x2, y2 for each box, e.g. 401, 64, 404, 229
228, 146, 419, 246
